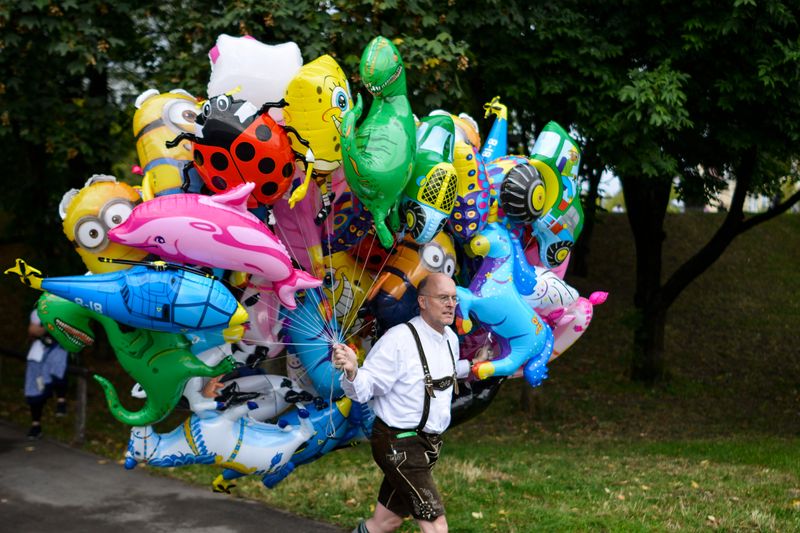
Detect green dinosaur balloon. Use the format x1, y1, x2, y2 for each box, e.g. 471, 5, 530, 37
36, 293, 234, 426
341, 36, 417, 248
36, 292, 95, 353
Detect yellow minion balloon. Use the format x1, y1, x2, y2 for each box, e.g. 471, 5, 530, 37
133, 89, 198, 200
59, 175, 148, 273
284, 55, 352, 221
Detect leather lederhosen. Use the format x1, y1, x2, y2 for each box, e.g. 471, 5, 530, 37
369, 322, 458, 520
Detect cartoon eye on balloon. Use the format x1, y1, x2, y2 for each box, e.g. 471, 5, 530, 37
331, 85, 351, 114
322, 270, 340, 293
163, 99, 198, 133
73, 218, 107, 252
419, 240, 456, 276
216, 95, 231, 112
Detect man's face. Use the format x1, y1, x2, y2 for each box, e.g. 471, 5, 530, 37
418, 274, 458, 332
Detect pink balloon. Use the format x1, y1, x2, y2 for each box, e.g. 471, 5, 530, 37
550, 292, 608, 359
108, 182, 320, 309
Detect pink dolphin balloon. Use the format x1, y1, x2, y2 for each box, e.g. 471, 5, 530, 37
108, 183, 321, 309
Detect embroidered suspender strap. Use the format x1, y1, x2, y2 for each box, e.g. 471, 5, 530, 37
405, 322, 433, 433
446, 340, 459, 395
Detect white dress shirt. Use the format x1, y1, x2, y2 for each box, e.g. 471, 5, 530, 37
340, 315, 470, 434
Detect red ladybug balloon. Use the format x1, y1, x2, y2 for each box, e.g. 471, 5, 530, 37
168, 95, 310, 208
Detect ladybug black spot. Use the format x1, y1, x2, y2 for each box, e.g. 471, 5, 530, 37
211, 176, 228, 190
282, 162, 293, 178
261, 182, 279, 197
236, 142, 256, 162
194, 150, 204, 166
211, 152, 229, 171
258, 157, 275, 174
255, 125, 272, 142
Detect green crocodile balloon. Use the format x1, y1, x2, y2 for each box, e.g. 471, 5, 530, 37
35, 292, 234, 426
341, 36, 417, 248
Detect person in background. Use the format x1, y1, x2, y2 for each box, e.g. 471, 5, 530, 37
333, 272, 471, 533
24, 308, 69, 440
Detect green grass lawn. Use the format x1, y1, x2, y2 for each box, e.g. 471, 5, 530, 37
1, 213, 798, 532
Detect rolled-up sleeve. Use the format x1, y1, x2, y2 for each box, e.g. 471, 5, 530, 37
456, 359, 470, 380
340, 334, 401, 403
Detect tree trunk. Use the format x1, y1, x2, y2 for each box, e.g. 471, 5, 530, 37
631, 298, 667, 382
617, 149, 800, 384
620, 173, 673, 384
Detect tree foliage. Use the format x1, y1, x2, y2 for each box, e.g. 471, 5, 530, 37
503, 0, 800, 381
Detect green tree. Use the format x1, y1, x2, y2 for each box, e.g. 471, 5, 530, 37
0, 0, 140, 269
128, 1, 473, 110
501, 0, 800, 382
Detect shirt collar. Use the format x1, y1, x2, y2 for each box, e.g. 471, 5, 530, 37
413, 315, 449, 342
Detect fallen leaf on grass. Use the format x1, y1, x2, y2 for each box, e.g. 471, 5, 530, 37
498, 509, 508, 515
345, 498, 357, 507
641, 485, 650, 491
791, 499, 800, 509
472, 512, 484, 519
97, 459, 108, 465
691, 481, 700, 489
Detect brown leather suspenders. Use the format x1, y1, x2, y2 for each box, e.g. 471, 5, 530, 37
405, 322, 459, 433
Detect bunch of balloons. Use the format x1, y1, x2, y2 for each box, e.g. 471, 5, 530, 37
6, 34, 607, 491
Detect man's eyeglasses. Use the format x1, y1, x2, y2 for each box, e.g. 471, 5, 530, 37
420, 294, 459, 304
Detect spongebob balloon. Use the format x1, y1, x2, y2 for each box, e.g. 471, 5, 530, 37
284, 55, 353, 223
133, 89, 198, 199
320, 251, 373, 334
59, 175, 148, 274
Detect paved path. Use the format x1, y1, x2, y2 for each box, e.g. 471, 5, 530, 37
0, 421, 344, 533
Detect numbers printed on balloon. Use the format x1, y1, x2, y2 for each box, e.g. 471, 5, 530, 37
73, 297, 103, 313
